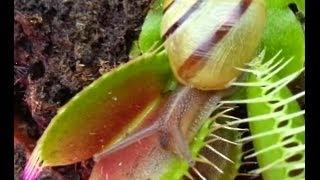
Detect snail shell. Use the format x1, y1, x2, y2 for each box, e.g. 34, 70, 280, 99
161, 0, 266, 90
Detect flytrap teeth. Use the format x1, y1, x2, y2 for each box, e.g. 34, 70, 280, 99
226, 110, 304, 126
220, 114, 241, 121
23, 146, 44, 180
214, 124, 248, 132
231, 50, 304, 99
206, 134, 240, 146
236, 172, 260, 178
204, 144, 234, 164
183, 104, 242, 180
240, 161, 259, 166
212, 108, 236, 118
191, 166, 207, 180
242, 141, 305, 175
221, 96, 273, 104
222, 89, 304, 105
242, 147, 255, 156
261, 58, 293, 81
273, 91, 305, 107
184, 172, 195, 180
237, 126, 305, 143
229, 49, 305, 178
244, 139, 298, 160
219, 105, 238, 109
196, 155, 224, 174
230, 81, 270, 87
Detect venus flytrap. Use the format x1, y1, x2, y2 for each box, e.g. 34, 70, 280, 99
89, 86, 225, 179
222, 50, 305, 179
23, 0, 305, 179
23, 47, 173, 180
259, 0, 304, 78
134, 0, 305, 178
129, 0, 164, 58
160, 108, 244, 180
138, 0, 164, 53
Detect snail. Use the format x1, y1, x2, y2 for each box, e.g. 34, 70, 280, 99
157, 0, 266, 163
162, 0, 266, 90
158, 0, 266, 162
95, 0, 266, 169
22, 1, 268, 180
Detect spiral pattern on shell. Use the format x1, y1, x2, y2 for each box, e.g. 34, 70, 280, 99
161, 0, 266, 90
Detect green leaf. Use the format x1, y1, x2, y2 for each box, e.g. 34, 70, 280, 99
89, 128, 169, 180
24, 50, 172, 179
89, 103, 242, 180
129, 0, 164, 58
161, 117, 242, 180
236, 2, 306, 176
225, 51, 305, 179
246, 63, 305, 179
42, 51, 171, 165
260, 0, 304, 78
138, 0, 164, 53
89, 86, 223, 180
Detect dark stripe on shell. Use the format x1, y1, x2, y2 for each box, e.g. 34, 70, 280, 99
178, 0, 253, 80
163, 0, 174, 13
163, 0, 204, 40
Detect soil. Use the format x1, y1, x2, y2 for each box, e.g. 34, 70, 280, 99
14, 0, 152, 179
14, 145, 27, 180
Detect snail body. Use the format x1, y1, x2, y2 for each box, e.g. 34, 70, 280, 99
94, 0, 267, 173
162, 0, 266, 90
